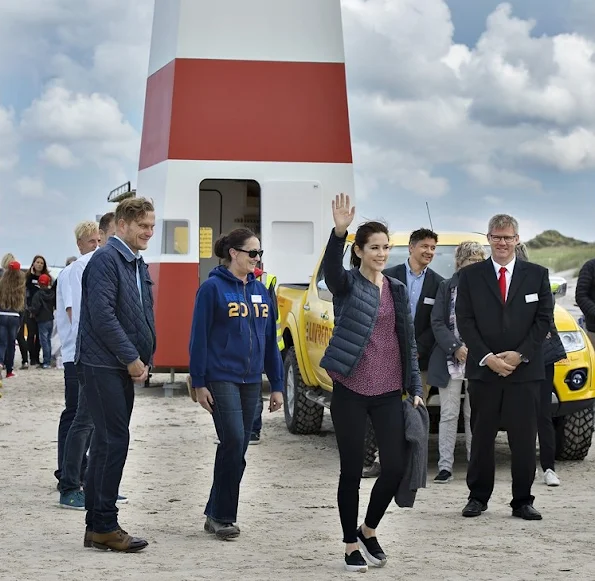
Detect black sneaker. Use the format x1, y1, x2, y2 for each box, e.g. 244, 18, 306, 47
357, 526, 387, 567
434, 470, 453, 483
344, 549, 368, 573
204, 517, 240, 540
249, 432, 261, 445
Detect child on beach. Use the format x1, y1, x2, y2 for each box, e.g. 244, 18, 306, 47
30, 274, 55, 369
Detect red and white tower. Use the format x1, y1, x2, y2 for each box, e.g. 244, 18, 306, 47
137, 0, 354, 372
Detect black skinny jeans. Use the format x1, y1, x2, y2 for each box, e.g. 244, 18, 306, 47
538, 363, 556, 472
331, 381, 406, 544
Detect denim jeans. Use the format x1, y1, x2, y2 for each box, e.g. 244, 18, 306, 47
59, 380, 94, 493
79, 364, 134, 533
0, 315, 20, 373
37, 320, 53, 366
205, 381, 261, 523
251, 393, 264, 434
55, 362, 87, 483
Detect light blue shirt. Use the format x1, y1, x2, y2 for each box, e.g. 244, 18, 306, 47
114, 236, 143, 303
405, 259, 427, 319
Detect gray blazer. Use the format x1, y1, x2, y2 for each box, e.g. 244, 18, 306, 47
427, 273, 464, 388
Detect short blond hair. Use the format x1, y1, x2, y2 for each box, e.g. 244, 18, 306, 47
1, 253, 15, 269
455, 241, 487, 270
74, 221, 99, 241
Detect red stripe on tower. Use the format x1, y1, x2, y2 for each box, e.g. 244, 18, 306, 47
139, 59, 352, 170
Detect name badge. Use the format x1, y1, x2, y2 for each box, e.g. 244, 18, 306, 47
423, 297, 436, 305
251, 294, 263, 304
525, 293, 538, 303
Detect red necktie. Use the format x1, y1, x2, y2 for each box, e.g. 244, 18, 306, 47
498, 266, 507, 302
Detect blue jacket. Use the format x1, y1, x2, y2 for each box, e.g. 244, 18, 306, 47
76, 237, 156, 369
189, 266, 283, 391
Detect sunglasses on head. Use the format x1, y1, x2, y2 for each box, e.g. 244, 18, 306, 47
234, 248, 264, 259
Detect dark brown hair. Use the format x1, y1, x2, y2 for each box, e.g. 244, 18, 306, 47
350, 221, 390, 268
99, 212, 115, 233
409, 228, 438, 246
29, 255, 49, 277
214, 228, 257, 266
115, 198, 154, 225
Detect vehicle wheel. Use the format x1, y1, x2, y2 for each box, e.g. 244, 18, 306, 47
283, 347, 324, 435
364, 417, 377, 467
555, 406, 595, 461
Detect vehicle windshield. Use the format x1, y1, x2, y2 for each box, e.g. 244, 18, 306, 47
385, 245, 492, 279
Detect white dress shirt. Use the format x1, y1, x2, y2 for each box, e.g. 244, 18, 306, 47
70, 250, 97, 339
55, 263, 75, 363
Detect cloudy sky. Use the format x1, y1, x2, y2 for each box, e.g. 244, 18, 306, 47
1, 0, 595, 266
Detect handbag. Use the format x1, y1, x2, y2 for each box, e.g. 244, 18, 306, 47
543, 322, 566, 366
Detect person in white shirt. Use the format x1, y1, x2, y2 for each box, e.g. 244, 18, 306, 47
55, 223, 101, 492
56, 219, 113, 509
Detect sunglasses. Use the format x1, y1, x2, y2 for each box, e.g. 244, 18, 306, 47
234, 248, 264, 259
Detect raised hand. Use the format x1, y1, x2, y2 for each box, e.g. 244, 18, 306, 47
332, 193, 355, 236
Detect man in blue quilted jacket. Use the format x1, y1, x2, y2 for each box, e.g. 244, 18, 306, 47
76, 197, 156, 553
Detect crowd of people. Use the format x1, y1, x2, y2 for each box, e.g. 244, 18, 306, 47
1, 192, 594, 573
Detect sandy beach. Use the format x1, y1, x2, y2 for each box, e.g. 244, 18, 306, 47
0, 355, 594, 581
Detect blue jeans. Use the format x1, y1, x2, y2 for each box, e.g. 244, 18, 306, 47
205, 381, 261, 523
59, 380, 94, 493
38, 320, 53, 365
79, 364, 134, 533
252, 393, 264, 434
0, 315, 20, 373
55, 363, 87, 483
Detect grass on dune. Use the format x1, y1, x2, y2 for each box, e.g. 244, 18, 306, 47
529, 245, 595, 275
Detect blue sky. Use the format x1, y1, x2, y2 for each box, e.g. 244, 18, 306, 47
1, 0, 595, 267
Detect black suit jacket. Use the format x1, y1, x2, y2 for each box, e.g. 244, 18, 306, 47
455, 258, 553, 383
383, 263, 444, 371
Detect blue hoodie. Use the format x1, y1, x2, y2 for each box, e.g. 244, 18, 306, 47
189, 265, 284, 391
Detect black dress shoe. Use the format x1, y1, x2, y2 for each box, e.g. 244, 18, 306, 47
512, 504, 542, 520
462, 498, 488, 517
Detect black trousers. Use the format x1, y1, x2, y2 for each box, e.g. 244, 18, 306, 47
538, 364, 556, 472
16, 313, 28, 364
467, 379, 539, 509
330, 382, 406, 543
25, 312, 40, 365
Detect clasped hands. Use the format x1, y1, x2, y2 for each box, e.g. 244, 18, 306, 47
486, 351, 523, 377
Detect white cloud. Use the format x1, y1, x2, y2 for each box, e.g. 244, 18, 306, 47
0, 106, 19, 171
16, 177, 45, 199
0, 0, 153, 105
342, 0, 595, 200
22, 84, 140, 169
465, 163, 542, 190
519, 128, 595, 171
40, 143, 78, 168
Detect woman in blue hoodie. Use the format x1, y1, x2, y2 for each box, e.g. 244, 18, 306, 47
188, 227, 284, 540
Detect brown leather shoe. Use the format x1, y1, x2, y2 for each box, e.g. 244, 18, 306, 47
85, 527, 128, 548
92, 529, 148, 552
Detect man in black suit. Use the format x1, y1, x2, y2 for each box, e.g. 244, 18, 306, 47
456, 214, 553, 521
384, 228, 444, 400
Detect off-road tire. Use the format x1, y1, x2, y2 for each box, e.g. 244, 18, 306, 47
283, 347, 324, 435
555, 406, 595, 461
364, 418, 378, 467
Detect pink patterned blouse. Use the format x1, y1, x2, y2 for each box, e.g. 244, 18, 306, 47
329, 277, 403, 396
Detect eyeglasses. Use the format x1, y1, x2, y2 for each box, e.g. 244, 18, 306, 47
489, 235, 517, 243
234, 248, 264, 259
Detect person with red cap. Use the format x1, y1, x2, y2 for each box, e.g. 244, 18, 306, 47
31, 273, 56, 369
0, 261, 26, 380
